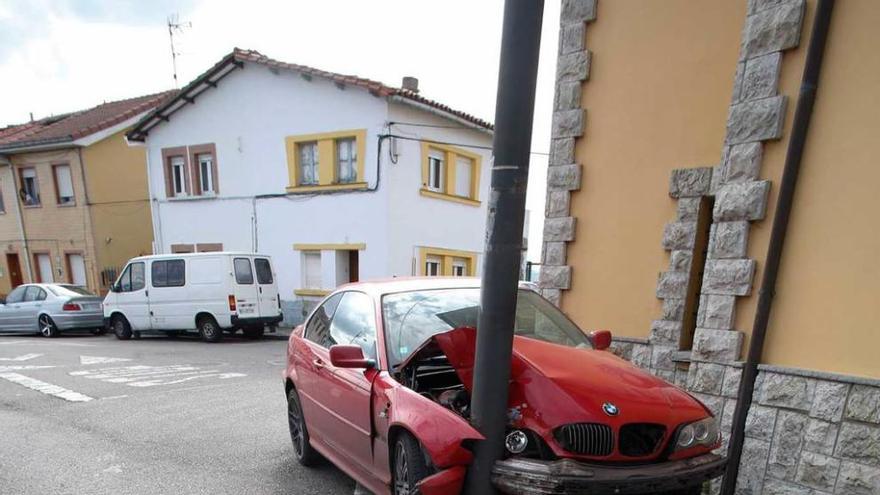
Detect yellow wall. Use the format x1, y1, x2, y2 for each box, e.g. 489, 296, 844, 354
81, 129, 154, 289
760, 0, 880, 378
561, 0, 745, 338
0, 165, 25, 295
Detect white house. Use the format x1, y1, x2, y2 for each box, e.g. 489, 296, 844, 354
126, 49, 494, 324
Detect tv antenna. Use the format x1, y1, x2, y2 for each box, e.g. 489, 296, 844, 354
167, 14, 192, 88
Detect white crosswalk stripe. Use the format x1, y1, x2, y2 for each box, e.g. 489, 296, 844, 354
70, 365, 246, 388
0, 372, 94, 402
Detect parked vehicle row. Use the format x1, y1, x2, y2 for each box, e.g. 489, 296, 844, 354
0, 252, 283, 342
284, 277, 725, 495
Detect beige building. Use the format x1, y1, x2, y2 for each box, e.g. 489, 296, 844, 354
0, 92, 172, 295
542, 1, 878, 493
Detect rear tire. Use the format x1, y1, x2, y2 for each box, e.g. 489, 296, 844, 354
287, 388, 320, 466
198, 316, 222, 343
392, 431, 430, 495
38, 314, 59, 338
112, 315, 132, 340
243, 326, 265, 339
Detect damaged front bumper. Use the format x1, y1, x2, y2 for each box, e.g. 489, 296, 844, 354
492, 453, 726, 495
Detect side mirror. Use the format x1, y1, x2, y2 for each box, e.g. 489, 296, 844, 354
329, 345, 375, 369
590, 330, 612, 351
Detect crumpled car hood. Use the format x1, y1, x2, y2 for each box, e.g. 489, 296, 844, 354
403, 327, 709, 427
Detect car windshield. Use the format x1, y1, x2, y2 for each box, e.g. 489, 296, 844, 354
381, 287, 590, 368
47, 284, 96, 297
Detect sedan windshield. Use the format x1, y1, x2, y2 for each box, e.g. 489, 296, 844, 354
382, 288, 590, 368
47, 284, 96, 297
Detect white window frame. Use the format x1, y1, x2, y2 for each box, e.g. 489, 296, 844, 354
53, 164, 75, 205
302, 251, 322, 289
335, 138, 357, 184
198, 153, 214, 194
171, 156, 187, 197
427, 153, 444, 193
451, 259, 467, 277
299, 142, 319, 186
425, 256, 441, 277
20, 167, 40, 206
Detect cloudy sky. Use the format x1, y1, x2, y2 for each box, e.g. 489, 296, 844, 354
0, 0, 559, 261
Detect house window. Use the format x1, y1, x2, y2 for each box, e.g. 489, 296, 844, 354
170, 156, 187, 196
171, 243, 195, 253
19, 167, 40, 206
427, 152, 445, 192
197, 154, 214, 194
425, 256, 441, 277
53, 164, 75, 205
34, 253, 53, 283
302, 251, 322, 289
286, 130, 366, 191
0, 183, 5, 213
421, 143, 481, 205
419, 247, 477, 277
336, 138, 357, 184
298, 142, 319, 186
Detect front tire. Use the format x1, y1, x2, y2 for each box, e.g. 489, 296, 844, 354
197, 316, 222, 343
392, 431, 430, 495
38, 315, 59, 338
112, 315, 132, 340
287, 388, 320, 466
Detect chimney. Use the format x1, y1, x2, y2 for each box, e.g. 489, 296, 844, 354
401, 76, 419, 93
29, 112, 34, 123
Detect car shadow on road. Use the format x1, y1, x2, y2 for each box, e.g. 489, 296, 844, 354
270, 452, 356, 495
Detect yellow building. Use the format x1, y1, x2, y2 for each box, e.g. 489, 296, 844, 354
0, 92, 172, 295
542, 1, 879, 493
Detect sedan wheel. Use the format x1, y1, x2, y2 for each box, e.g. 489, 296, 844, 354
392, 432, 429, 495
38, 315, 59, 338
287, 389, 319, 466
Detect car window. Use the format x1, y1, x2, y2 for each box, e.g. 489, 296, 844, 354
329, 292, 377, 360
24, 286, 46, 302
6, 286, 26, 303
254, 258, 273, 284
130, 263, 146, 291
233, 258, 254, 285
50, 285, 96, 297
304, 293, 344, 348
119, 264, 133, 292
152, 260, 185, 287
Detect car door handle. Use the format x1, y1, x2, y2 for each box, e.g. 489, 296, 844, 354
313, 359, 325, 369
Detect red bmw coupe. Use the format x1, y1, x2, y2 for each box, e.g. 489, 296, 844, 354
283, 278, 725, 495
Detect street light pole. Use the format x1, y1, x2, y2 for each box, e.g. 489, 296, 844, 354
464, 1, 544, 493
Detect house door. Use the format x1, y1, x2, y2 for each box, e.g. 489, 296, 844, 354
67, 254, 87, 286
6, 254, 23, 288
35, 253, 54, 283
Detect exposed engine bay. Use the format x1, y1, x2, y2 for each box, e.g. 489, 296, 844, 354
398, 346, 471, 419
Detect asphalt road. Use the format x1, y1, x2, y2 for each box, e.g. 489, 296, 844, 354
0, 331, 355, 495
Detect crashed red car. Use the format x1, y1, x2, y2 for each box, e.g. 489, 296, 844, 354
283, 278, 725, 495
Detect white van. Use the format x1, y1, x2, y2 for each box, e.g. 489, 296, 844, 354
103, 252, 283, 342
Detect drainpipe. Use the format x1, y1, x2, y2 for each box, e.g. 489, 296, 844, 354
721, 1, 835, 493
463, 1, 543, 493
4, 157, 35, 283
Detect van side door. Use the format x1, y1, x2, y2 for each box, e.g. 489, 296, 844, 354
232, 257, 259, 322
253, 257, 279, 320
113, 262, 150, 331
149, 259, 187, 330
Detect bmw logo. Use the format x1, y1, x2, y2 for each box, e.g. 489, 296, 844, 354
602, 402, 619, 416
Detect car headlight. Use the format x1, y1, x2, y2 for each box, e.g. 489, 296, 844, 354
675, 417, 719, 450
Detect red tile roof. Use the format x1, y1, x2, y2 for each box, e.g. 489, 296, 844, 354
127, 48, 492, 141
0, 91, 176, 151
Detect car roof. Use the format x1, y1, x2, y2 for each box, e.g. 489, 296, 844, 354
333, 277, 537, 298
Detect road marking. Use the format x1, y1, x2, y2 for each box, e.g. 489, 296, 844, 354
0, 372, 94, 402
0, 340, 28, 345
101, 395, 129, 401
0, 365, 55, 372
80, 356, 132, 365
70, 365, 246, 388
0, 353, 43, 362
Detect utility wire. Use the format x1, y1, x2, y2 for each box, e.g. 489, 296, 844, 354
382, 133, 549, 156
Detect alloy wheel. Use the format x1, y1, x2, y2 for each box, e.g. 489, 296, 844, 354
288, 396, 304, 458
39, 315, 55, 337
394, 442, 411, 495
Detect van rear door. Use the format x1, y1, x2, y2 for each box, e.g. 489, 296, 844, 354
253, 257, 279, 320
232, 257, 259, 321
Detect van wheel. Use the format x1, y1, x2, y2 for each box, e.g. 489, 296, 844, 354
112, 315, 132, 340
243, 326, 264, 339
198, 316, 222, 343
38, 315, 59, 338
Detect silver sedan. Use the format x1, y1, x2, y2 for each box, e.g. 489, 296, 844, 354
0, 284, 105, 337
